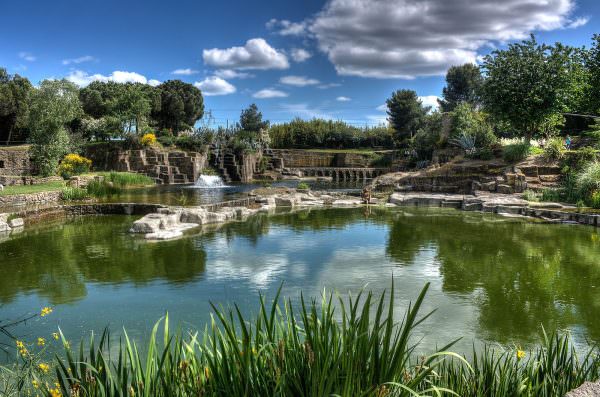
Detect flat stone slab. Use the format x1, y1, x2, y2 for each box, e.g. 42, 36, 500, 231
566, 381, 600, 397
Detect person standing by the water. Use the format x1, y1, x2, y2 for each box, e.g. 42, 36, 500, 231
565, 134, 572, 150
362, 186, 372, 204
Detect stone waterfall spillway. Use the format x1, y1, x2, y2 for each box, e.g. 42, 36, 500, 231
194, 174, 227, 188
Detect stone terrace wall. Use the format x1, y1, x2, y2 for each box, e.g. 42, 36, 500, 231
0, 146, 33, 176
0, 191, 62, 207
85, 145, 208, 184
269, 149, 398, 169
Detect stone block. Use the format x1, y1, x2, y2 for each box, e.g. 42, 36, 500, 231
8, 218, 24, 228
497, 184, 514, 194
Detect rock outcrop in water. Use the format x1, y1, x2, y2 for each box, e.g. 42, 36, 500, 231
130, 190, 363, 240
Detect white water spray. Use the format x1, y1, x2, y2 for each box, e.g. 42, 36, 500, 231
194, 174, 227, 188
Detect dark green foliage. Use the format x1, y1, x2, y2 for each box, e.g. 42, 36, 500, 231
60, 186, 90, 201
86, 172, 154, 197
482, 36, 574, 141
543, 138, 566, 161
154, 80, 204, 134
386, 89, 429, 143
584, 34, 600, 114
438, 63, 483, 112
238, 103, 269, 132
269, 118, 395, 149
569, 146, 598, 169
412, 112, 446, 160
79, 81, 158, 138
15, 284, 598, 397
28, 80, 82, 176
435, 330, 600, 397
0, 68, 32, 144
503, 142, 531, 163
450, 103, 497, 150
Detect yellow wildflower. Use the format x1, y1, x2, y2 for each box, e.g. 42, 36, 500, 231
16, 340, 25, 349
140, 133, 157, 147
19, 347, 28, 356
41, 307, 53, 317
32, 380, 39, 389
204, 366, 210, 379
52, 333, 60, 341
49, 387, 62, 397
38, 363, 50, 373
37, 337, 46, 346
517, 350, 526, 360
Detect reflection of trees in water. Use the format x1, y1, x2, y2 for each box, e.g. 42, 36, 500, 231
0, 217, 206, 305
385, 210, 600, 343
3, 208, 600, 344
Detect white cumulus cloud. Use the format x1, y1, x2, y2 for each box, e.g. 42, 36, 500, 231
172, 68, 199, 75
291, 48, 312, 62
266, 19, 307, 36
194, 76, 236, 96
280, 75, 320, 87
336, 96, 351, 102
62, 55, 95, 65
66, 70, 155, 86
419, 95, 440, 111
253, 88, 288, 99
203, 38, 289, 70
299, 0, 585, 78
213, 69, 252, 79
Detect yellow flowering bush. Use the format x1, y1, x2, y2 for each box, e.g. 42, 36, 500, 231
57, 153, 92, 179
140, 133, 157, 146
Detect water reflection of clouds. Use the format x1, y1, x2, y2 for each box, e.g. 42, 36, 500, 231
312, 245, 480, 353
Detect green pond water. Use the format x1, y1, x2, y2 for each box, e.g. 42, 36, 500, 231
1, 207, 600, 357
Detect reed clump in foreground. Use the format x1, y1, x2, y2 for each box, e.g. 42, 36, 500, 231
6, 284, 600, 396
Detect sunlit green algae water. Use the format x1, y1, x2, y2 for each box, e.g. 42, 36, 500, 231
1, 207, 599, 356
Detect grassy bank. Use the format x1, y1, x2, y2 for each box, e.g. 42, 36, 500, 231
0, 181, 65, 196
63, 172, 155, 200
2, 284, 598, 396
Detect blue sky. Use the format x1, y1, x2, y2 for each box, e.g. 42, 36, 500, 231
1, 0, 598, 127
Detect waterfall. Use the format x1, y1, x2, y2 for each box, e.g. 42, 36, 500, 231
194, 174, 227, 188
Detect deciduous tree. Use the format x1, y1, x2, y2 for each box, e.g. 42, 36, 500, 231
28, 79, 82, 176
0, 68, 32, 144
481, 35, 574, 142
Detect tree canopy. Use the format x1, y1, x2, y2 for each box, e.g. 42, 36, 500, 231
0, 68, 32, 144
438, 63, 483, 112
481, 36, 575, 141
154, 80, 204, 134
238, 104, 269, 132
386, 90, 429, 143
28, 79, 82, 176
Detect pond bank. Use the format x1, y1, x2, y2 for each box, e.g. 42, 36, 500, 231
1, 188, 599, 237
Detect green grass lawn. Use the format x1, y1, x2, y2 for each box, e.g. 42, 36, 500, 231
0, 181, 65, 196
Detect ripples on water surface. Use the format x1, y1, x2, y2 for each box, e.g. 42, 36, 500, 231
1, 207, 599, 356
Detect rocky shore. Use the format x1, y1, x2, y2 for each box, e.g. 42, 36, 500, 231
2, 188, 599, 241
130, 190, 364, 240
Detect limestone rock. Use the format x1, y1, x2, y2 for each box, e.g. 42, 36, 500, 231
497, 184, 514, 194
274, 195, 300, 208
130, 213, 165, 233
566, 381, 600, 397
8, 218, 24, 228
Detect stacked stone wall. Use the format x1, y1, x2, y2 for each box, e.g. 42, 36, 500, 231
0, 146, 33, 176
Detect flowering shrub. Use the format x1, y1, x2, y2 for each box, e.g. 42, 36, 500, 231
140, 133, 157, 146
57, 153, 92, 179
